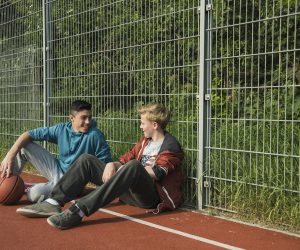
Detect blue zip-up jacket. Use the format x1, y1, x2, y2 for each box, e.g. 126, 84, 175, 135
28, 121, 112, 173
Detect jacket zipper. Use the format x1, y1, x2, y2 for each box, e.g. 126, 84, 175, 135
137, 139, 145, 160
137, 138, 150, 160
162, 186, 176, 209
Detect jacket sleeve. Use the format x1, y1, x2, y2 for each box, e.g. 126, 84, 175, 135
154, 151, 184, 176
28, 124, 62, 143
94, 131, 113, 163
119, 136, 145, 164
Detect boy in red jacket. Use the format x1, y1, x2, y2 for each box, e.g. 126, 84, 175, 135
16, 103, 184, 229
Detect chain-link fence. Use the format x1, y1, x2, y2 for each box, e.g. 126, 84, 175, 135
46, 0, 199, 207
204, 0, 300, 228
0, 0, 44, 157
0, 0, 299, 230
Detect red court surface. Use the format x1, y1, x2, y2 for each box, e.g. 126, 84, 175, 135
0, 173, 299, 250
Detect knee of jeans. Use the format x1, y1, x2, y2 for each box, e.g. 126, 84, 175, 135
27, 183, 53, 203
77, 153, 96, 164
124, 159, 142, 172
128, 159, 140, 166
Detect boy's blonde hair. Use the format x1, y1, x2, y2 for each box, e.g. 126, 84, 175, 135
138, 103, 170, 129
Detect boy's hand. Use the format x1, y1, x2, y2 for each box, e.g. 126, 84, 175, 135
102, 162, 117, 183
0, 155, 14, 178
144, 166, 158, 180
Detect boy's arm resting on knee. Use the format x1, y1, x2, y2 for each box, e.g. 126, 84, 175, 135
0, 131, 33, 177
102, 161, 122, 183
5, 131, 33, 159
113, 161, 123, 170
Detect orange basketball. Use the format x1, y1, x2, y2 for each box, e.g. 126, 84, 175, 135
0, 175, 25, 205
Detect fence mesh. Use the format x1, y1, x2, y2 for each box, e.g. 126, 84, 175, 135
0, 0, 44, 159
205, 0, 300, 226
47, 0, 200, 207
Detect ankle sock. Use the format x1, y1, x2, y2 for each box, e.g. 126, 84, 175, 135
75, 204, 85, 217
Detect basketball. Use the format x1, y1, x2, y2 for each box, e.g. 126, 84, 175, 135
0, 175, 25, 205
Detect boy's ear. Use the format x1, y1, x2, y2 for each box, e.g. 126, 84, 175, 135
69, 115, 74, 121
153, 122, 159, 129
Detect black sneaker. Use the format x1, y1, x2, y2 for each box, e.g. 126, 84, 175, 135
47, 205, 83, 229
16, 201, 61, 218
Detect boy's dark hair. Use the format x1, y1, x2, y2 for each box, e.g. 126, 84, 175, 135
70, 100, 92, 114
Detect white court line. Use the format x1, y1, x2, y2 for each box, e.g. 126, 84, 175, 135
99, 208, 245, 250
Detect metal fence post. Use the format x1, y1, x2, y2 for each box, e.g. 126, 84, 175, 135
198, 0, 212, 209
42, 0, 53, 145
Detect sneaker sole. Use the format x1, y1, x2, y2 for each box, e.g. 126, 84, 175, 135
47, 217, 67, 229
16, 208, 59, 218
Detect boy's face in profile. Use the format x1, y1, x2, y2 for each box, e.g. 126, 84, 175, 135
140, 114, 157, 138
70, 109, 92, 133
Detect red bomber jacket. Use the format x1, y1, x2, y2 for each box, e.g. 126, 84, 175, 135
119, 132, 184, 213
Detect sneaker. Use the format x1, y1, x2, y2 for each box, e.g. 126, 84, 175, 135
47, 205, 83, 230
16, 201, 61, 218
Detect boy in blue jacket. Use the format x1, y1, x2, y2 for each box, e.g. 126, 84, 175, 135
0, 100, 112, 202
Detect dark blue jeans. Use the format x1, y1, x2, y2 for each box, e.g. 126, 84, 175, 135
50, 154, 160, 216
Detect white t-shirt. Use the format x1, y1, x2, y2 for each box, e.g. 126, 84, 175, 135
140, 140, 163, 168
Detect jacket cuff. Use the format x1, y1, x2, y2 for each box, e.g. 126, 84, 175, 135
152, 165, 167, 181
118, 159, 125, 164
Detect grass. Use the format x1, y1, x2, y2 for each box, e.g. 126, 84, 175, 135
207, 120, 300, 233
